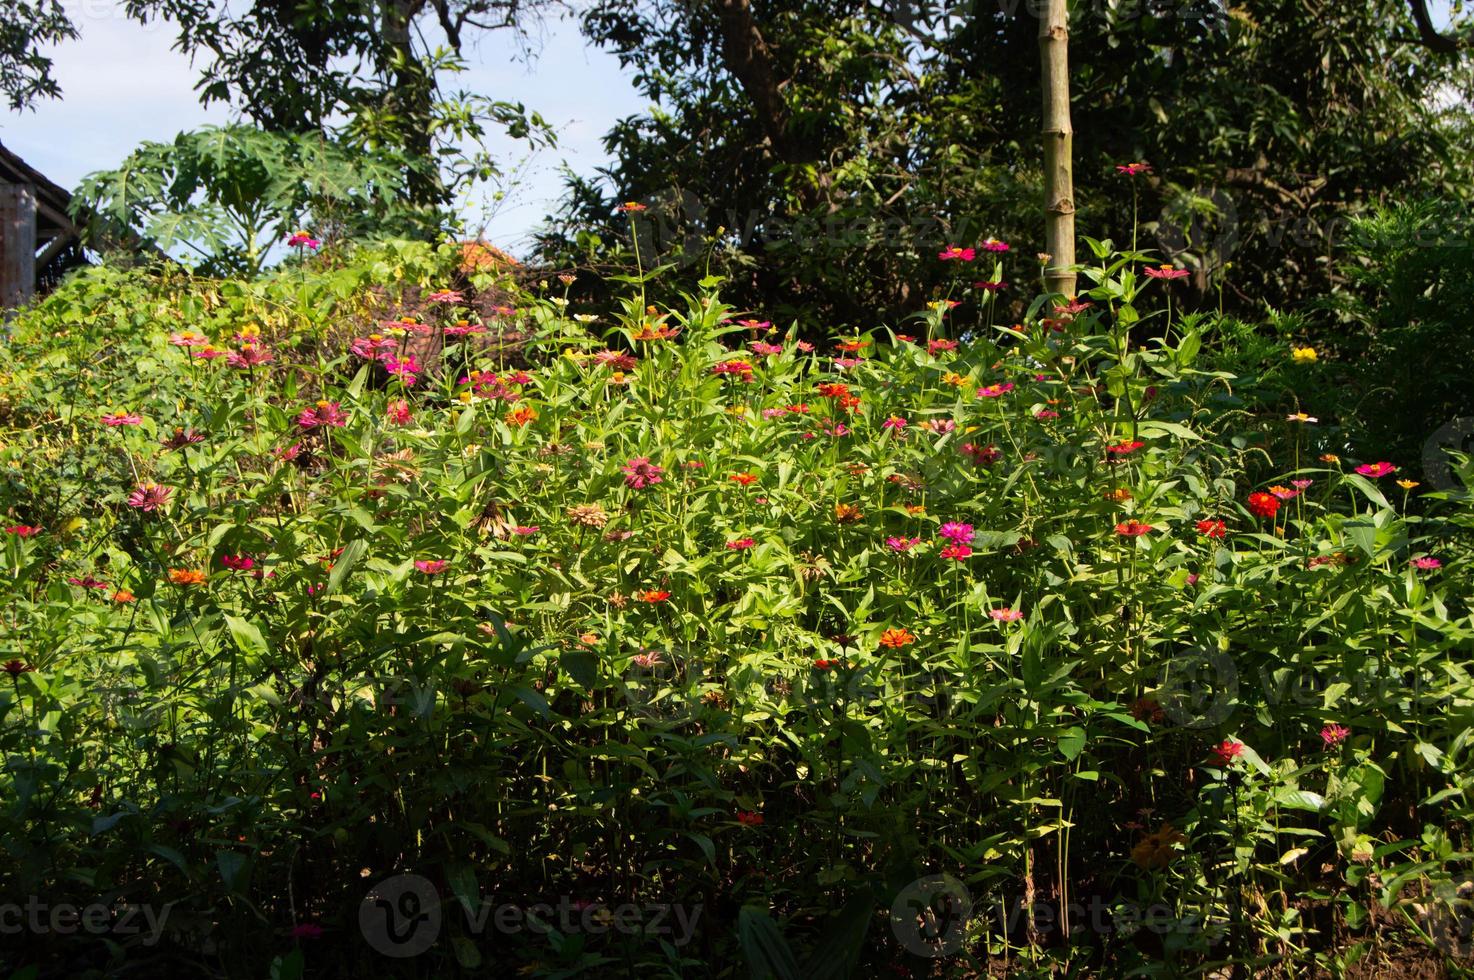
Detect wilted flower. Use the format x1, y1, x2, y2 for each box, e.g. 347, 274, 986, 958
833, 503, 863, 524
567, 504, 610, 528
1130, 824, 1187, 870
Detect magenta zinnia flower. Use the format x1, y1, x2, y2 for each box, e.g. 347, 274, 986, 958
976, 383, 1014, 398
101, 413, 143, 427
622, 456, 664, 489
1320, 723, 1350, 748
725, 537, 756, 550
287, 231, 321, 249
297, 402, 348, 429
886, 536, 920, 552
1116, 162, 1151, 176
939, 245, 976, 262
938, 522, 974, 544
127, 483, 172, 512
1355, 461, 1397, 478
414, 559, 449, 575
979, 237, 1010, 253
1410, 556, 1442, 570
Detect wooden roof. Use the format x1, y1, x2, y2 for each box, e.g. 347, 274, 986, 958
0, 140, 80, 242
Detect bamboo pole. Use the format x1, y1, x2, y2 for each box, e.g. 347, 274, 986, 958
1039, 0, 1077, 298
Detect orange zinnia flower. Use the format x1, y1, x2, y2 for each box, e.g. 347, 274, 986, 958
168, 569, 207, 586
878, 627, 916, 648
834, 503, 864, 524
638, 589, 671, 604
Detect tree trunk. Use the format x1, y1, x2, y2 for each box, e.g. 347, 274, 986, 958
1, 183, 37, 312
1039, 0, 1076, 298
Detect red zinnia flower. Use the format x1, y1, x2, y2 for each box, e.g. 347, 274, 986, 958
1196, 519, 1226, 539
639, 589, 671, 604
1144, 265, 1190, 280
1247, 492, 1279, 518
1115, 521, 1153, 537
736, 810, 764, 826
939, 543, 973, 560
4, 525, 42, 537
1208, 739, 1244, 766
1105, 440, 1145, 456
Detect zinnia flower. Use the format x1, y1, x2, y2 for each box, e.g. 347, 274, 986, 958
940, 543, 972, 560
638, 589, 671, 604
979, 237, 1010, 253
4, 525, 42, 537
1195, 519, 1226, 539
101, 413, 143, 426
220, 554, 255, 571
726, 537, 756, 550
976, 383, 1014, 398
1116, 162, 1151, 176
1208, 739, 1244, 766
127, 484, 172, 512
1247, 492, 1279, 518
168, 568, 207, 586
1106, 440, 1145, 456
387, 400, 413, 426
3, 660, 36, 676
973, 280, 1008, 292
1115, 521, 1153, 537
886, 536, 920, 552
287, 231, 321, 249
414, 559, 449, 575
227, 344, 274, 369
1320, 723, 1350, 748
938, 245, 976, 262
622, 457, 664, 489
938, 522, 974, 544
1285, 412, 1317, 424
1410, 556, 1442, 570
567, 504, 610, 528
878, 627, 916, 648
989, 608, 1024, 622
1355, 461, 1397, 478
736, 810, 763, 826
1144, 265, 1189, 280
833, 503, 863, 524
298, 401, 348, 429
1130, 824, 1186, 870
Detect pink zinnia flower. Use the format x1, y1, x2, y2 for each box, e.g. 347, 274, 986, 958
287, 231, 321, 249
1115, 521, 1153, 537
67, 576, 108, 590
127, 484, 172, 512
938, 522, 973, 544
511, 526, 540, 536
384, 354, 420, 386
1355, 461, 1397, 478
711, 360, 755, 381
193, 347, 227, 360
1144, 265, 1190, 280
622, 456, 664, 489
298, 402, 348, 429
350, 336, 398, 360
979, 237, 1010, 253
989, 608, 1024, 622
976, 383, 1014, 398
940, 543, 972, 560
1320, 723, 1350, 748
887, 536, 921, 552
1116, 162, 1151, 176
227, 344, 274, 369
169, 331, 210, 348
426, 290, 464, 303
415, 559, 449, 575
961, 443, 1001, 466
1292, 479, 1314, 490
726, 537, 756, 550
939, 245, 976, 262
796, 341, 815, 353
101, 413, 143, 427
387, 400, 413, 426
1410, 556, 1442, 570
290, 922, 324, 940
927, 339, 959, 355
749, 341, 783, 356
881, 415, 908, 430
594, 350, 639, 371
220, 554, 256, 571
274, 443, 303, 462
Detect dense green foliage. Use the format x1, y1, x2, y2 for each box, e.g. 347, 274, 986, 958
2, 241, 1473, 977
542, 0, 1474, 327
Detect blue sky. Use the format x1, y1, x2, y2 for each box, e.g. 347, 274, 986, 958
0, 2, 647, 255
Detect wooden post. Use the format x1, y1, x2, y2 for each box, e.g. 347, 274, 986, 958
1039, 0, 1077, 298
1, 183, 37, 310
